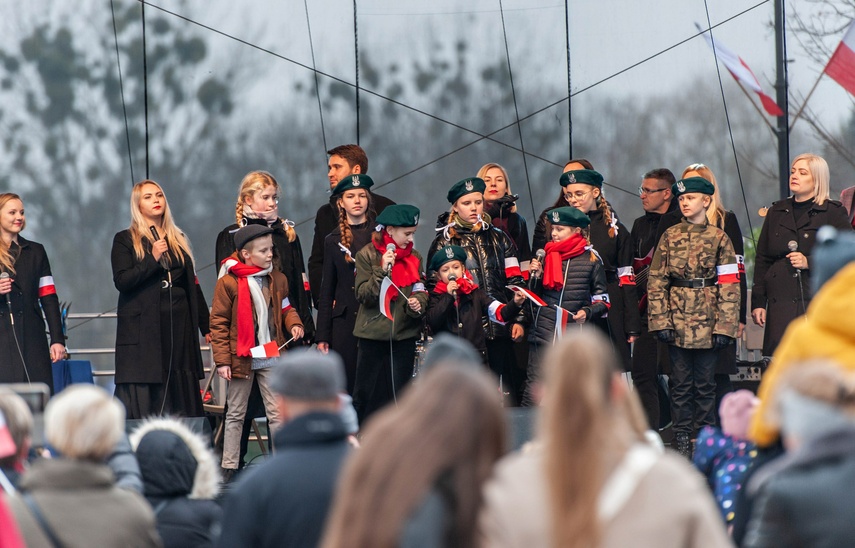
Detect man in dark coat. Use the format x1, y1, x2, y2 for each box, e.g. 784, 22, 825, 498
217, 350, 351, 548
307, 144, 395, 307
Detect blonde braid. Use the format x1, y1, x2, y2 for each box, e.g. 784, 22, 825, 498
338, 201, 354, 263
597, 193, 615, 238
282, 219, 297, 243
234, 200, 243, 226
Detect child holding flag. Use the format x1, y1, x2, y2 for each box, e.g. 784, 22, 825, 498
425, 245, 526, 364
210, 224, 304, 478
524, 206, 609, 406
353, 204, 428, 424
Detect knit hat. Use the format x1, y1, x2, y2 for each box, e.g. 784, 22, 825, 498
560, 169, 603, 188
545, 206, 590, 228
428, 245, 467, 273
447, 177, 486, 204
331, 174, 374, 198
375, 204, 420, 228
672, 176, 714, 197
719, 389, 759, 440
234, 224, 274, 251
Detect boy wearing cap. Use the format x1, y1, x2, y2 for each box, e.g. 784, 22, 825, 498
211, 224, 305, 479
425, 245, 525, 363
352, 204, 429, 424
647, 177, 740, 458
525, 206, 610, 406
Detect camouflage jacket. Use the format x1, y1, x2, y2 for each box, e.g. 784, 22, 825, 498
647, 219, 740, 349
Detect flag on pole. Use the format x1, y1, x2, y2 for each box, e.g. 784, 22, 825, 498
696, 23, 784, 116
825, 19, 855, 97
380, 276, 395, 319
506, 285, 547, 307
250, 340, 280, 359
555, 306, 571, 339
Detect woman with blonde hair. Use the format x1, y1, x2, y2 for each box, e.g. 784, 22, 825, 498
0, 193, 66, 391
112, 180, 211, 419
322, 362, 506, 548
751, 153, 851, 356
480, 328, 729, 548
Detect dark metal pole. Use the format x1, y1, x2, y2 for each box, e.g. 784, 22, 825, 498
565, 0, 572, 159
774, 0, 790, 199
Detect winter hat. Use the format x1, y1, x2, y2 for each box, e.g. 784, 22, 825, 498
719, 390, 759, 440
234, 224, 273, 251
811, 226, 855, 294
421, 333, 482, 372
560, 169, 603, 188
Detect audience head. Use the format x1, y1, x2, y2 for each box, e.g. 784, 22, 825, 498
270, 349, 345, 421
812, 226, 855, 293
45, 385, 124, 462
0, 389, 33, 469
421, 333, 482, 372
719, 390, 759, 440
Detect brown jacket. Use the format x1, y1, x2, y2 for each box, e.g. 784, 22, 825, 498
210, 259, 303, 379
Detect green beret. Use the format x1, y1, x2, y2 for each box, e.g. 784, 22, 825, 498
672, 176, 714, 197
331, 174, 374, 197
446, 178, 486, 204
560, 169, 603, 188
546, 206, 590, 228
375, 204, 420, 227
429, 245, 467, 272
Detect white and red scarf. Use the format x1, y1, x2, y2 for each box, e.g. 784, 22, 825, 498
220, 257, 273, 357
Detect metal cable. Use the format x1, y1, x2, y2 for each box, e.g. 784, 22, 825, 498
303, 0, 328, 154
110, 0, 136, 185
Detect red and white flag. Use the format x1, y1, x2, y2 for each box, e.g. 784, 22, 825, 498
506, 285, 547, 307
38, 276, 56, 297
555, 306, 571, 339
697, 24, 784, 116
825, 19, 855, 97
249, 340, 280, 359
379, 276, 395, 320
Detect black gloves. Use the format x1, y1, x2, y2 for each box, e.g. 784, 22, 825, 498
712, 334, 734, 350
656, 329, 676, 344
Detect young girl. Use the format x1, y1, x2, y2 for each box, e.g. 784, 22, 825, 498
524, 206, 610, 406
425, 245, 525, 364
353, 204, 428, 425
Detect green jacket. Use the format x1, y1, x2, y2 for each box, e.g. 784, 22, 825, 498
648, 219, 740, 349
353, 244, 428, 341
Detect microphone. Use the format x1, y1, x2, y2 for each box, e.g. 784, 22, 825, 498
533, 249, 545, 279
1, 272, 10, 307
149, 225, 160, 241
385, 243, 396, 273
787, 240, 799, 272
448, 274, 458, 298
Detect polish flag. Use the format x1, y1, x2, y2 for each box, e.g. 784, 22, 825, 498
507, 285, 547, 307
717, 264, 741, 284
281, 297, 293, 313
555, 306, 571, 339
825, 19, 855, 97
696, 24, 784, 116
38, 276, 56, 297
380, 276, 395, 320
250, 341, 280, 359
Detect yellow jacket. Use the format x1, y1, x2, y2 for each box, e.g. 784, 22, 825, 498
749, 262, 855, 447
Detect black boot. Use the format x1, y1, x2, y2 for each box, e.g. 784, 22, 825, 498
675, 433, 692, 459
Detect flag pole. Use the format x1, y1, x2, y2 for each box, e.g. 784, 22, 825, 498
774, 0, 791, 200
789, 72, 824, 131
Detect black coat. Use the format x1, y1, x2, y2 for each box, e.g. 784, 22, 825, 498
216, 412, 351, 548
485, 197, 533, 265
111, 230, 209, 384
0, 237, 64, 390
308, 192, 396, 307
215, 217, 315, 343
750, 198, 851, 356
425, 287, 521, 356
427, 213, 526, 340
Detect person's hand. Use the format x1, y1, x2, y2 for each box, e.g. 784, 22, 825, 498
737, 322, 745, 339
573, 309, 587, 324
512, 291, 526, 305
627, 334, 639, 344
787, 251, 808, 270
446, 280, 459, 296
317, 342, 329, 354
407, 297, 422, 313
712, 334, 734, 350
383, 249, 396, 271
49, 343, 66, 362
217, 365, 232, 381
656, 329, 676, 344
151, 239, 169, 262
511, 323, 525, 341
529, 259, 542, 276
291, 325, 304, 341
204, 333, 212, 344
0, 275, 12, 295
751, 308, 766, 327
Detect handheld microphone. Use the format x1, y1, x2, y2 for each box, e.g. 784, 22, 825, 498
447, 273, 458, 298
1, 272, 10, 307
1, 272, 13, 327
385, 243, 396, 273
787, 240, 799, 272
533, 249, 545, 278
149, 225, 160, 241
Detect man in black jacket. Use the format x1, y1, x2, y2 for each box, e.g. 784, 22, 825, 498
307, 144, 395, 306
628, 168, 676, 430
217, 350, 351, 548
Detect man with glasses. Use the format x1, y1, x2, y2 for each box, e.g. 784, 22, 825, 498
629, 168, 676, 430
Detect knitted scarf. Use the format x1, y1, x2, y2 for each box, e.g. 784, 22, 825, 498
222, 257, 273, 357
372, 232, 421, 288
433, 270, 478, 295
543, 233, 589, 290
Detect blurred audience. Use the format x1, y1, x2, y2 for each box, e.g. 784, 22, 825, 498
0, 388, 33, 490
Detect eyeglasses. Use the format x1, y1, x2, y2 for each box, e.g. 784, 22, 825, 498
563, 189, 594, 201
638, 187, 668, 196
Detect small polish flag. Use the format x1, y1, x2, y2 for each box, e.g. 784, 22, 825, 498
825, 19, 855, 97
38, 276, 56, 297
250, 341, 280, 359
504, 257, 523, 279
380, 277, 395, 320
617, 266, 636, 286
506, 285, 547, 307
487, 300, 509, 325
281, 297, 293, 313
717, 264, 740, 284
555, 306, 571, 339
302, 272, 310, 293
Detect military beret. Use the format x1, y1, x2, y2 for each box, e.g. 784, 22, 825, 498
545, 206, 590, 228
375, 204, 420, 228
560, 169, 603, 188
428, 245, 467, 272
447, 177, 486, 204
234, 224, 274, 251
672, 176, 714, 197
331, 173, 374, 198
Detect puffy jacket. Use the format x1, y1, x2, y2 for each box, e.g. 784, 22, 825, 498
425, 287, 521, 356
427, 213, 526, 339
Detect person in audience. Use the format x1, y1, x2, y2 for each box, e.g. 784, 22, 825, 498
0, 389, 33, 490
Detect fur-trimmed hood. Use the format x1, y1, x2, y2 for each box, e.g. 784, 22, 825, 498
129, 417, 219, 500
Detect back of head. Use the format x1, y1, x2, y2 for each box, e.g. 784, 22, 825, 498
0, 388, 34, 468
720, 390, 759, 440
45, 385, 124, 462
811, 226, 855, 293
420, 333, 483, 372
269, 349, 345, 402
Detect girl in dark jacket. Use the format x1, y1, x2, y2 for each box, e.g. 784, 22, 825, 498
0, 193, 65, 391
112, 180, 210, 419
524, 206, 609, 406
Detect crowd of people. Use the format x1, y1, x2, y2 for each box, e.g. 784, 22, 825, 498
1, 144, 855, 546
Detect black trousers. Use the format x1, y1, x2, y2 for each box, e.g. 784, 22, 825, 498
353, 337, 416, 426
668, 345, 717, 437
486, 337, 520, 406
521, 341, 548, 407
631, 330, 670, 430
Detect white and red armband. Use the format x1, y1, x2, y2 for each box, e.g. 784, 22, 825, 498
504, 257, 522, 279
716, 264, 740, 284
487, 300, 509, 325
38, 276, 56, 297
281, 297, 293, 313
617, 266, 636, 286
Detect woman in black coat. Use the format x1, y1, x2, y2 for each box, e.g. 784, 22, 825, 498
112, 180, 210, 419
0, 193, 65, 391
751, 153, 852, 356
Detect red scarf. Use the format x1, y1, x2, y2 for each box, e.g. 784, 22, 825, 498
222, 257, 266, 357
373, 233, 421, 287
543, 233, 589, 290
433, 270, 478, 295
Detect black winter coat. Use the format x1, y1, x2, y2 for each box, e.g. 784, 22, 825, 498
0, 237, 64, 390
750, 197, 851, 356
111, 230, 209, 384
427, 213, 526, 339
485, 196, 533, 266
308, 192, 396, 307
215, 217, 315, 343
425, 287, 521, 356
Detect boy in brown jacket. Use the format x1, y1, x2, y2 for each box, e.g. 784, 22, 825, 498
211, 224, 303, 479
